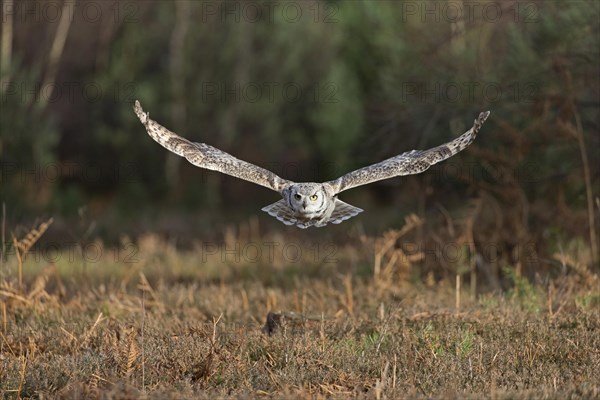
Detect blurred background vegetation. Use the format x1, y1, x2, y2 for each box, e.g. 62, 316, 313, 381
0, 0, 598, 286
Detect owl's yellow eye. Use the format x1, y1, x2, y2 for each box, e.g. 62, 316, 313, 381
309, 195, 318, 201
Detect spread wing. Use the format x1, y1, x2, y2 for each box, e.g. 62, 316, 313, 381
133, 100, 291, 193
326, 111, 490, 194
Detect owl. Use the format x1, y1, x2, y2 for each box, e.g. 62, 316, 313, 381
134, 101, 490, 228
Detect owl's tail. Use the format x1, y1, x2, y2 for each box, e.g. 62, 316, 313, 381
261, 199, 363, 228
329, 199, 363, 225
261, 200, 297, 226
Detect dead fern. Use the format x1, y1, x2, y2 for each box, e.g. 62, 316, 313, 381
457, 198, 483, 298
11, 217, 53, 291
553, 252, 598, 288
13, 217, 53, 257
367, 213, 424, 284
27, 263, 57, 303
88, 374, 99, 397
121, 327, 140, 378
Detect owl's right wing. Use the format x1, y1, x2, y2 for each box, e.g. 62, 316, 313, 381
326, 111, 490, 194
134, 101, 291, 193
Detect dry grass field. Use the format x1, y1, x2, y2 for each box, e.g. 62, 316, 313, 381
0, 219, 598, 399
2, 1, 599, 398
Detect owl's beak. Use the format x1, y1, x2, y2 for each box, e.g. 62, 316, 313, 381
302, 201, 307, 209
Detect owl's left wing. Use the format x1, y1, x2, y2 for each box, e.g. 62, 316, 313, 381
133, 100, 291, 193
326, 111, 490, 194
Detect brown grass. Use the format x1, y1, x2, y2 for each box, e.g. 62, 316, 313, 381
0, 224, 598, 399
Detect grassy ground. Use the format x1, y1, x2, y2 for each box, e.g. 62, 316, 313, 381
1, 229, 599, 399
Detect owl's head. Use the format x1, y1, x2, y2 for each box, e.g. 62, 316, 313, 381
285, 183, 330, 218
